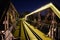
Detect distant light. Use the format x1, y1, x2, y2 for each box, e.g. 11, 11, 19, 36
2, 31, 4, 33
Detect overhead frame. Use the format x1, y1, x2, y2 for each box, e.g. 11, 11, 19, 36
25, 3, 60, 20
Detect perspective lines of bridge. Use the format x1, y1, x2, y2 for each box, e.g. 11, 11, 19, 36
0, 2, 60, 40
17, 18, 52, 40
15, 3, 60, 40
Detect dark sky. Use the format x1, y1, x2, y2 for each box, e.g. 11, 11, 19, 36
11, 0, 60, 14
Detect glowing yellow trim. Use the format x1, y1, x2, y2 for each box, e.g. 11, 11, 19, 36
23, 21, 52, 40
25, 3, 60, 20
23, 21, 38, 40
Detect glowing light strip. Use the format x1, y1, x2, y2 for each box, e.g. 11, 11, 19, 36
24, 21, 52, 40
25, 3, 60, 20
23, 21, 38, 40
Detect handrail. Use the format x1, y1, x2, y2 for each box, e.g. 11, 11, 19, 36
20, 21, 26, 40
23, 21, 38, 40
25, 3, 60, 20
23, 21, 52, 40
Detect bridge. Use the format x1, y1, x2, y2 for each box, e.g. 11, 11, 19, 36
0, 2, 60, 40
12, 3, 59, 40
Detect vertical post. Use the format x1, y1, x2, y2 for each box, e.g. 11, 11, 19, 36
7, 12, 9, 29
5, 12, 9, 40
13, 10, 16, 29
1, 35, 4, 40
3, 16, 7, 30
38, 12, 41, 25
3, 15, 8, 40
3, 16, 7, 31
48, 9, 55, 39
51, 12, 55, 39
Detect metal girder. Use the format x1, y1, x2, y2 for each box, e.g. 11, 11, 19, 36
25, 3, 60, 20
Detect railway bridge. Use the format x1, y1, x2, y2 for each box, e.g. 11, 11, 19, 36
0, 2, 60, 40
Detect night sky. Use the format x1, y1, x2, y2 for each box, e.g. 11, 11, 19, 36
11, 0, 60, 14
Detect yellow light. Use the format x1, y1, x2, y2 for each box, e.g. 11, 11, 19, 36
25, 3, 60, 20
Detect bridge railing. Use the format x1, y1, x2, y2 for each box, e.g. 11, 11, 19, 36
24, 3, 60, 40
23, 20, 52, 40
